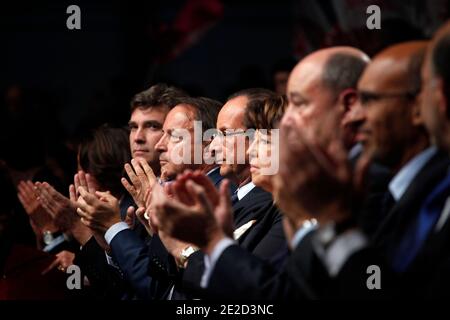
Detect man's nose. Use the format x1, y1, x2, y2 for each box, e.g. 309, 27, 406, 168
210, 135, 223, 153
350, 99, 367, 123
246, 136, 258, 159
280, 105, 295, 127
155, 133, 168, 152
134, 127, 146, 143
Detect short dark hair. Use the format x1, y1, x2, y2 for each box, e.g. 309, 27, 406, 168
244, 95, 287, 130
78, 125, 131, 197
227, 88, 278, 129
432, 33, 450, 118
130, 83, 188, 113
177, 96, 222, 133
227, 88, 275, 104
322, 53, 368, 98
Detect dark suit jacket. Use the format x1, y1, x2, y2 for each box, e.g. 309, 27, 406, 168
74, 236, 129, 300
368, 151, 450, 297
74, 193, 150, 300
107, 167, 226, 300
357, 162, 392, 238
373, 151, 450, 253
403, 221, 450, 297
236, 201, 287, 264
181, 186, 288, 297
206, 228, 389, 300
205, 232, 316, 300
397, 165, 450, 297
109, 230, 176, 300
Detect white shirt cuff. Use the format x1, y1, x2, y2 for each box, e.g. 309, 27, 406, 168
42, 234, 66, 252
200, 237, 235, 288
104, 222, 129, 245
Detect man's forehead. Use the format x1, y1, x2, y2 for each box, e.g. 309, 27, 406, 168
130, 107, 167, 121
164, 106, 194, 129
217, 98, 247, 129
358, 57, 408, 91
288, 62, 323, 95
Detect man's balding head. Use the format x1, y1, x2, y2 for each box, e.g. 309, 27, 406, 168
362, 41, 427, 95
211, 88, 276, 186
358, 41, 429, 169
284, 46, 369, 148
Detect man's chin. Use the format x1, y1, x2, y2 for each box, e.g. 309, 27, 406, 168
219, 164, 233, 178
371, 149, 400, 169
133, 154, 151, 163
161, 166, 179, 182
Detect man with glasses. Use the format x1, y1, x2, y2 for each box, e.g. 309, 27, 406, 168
181, 89, 282, 297
355, 42, 450, 291
385, 22, 450, 298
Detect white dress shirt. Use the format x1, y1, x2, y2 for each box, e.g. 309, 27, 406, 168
236, 181, 256, 201
389, 146, 437, 201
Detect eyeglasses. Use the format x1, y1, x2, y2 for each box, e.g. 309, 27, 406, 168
358, 89, 420, 106
211, 129, 255, 139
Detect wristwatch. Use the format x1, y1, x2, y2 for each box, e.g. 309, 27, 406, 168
43, 230, 61, 245
178, 246, 199, 268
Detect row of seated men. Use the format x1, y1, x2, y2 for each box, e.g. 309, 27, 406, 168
3, 20, 450, 300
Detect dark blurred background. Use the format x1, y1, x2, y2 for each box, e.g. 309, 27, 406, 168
1, 0, 449, 196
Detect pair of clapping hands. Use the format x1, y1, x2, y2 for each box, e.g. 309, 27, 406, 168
121, 158, 236, 261
17, 171, 97, 244
17, 171, 102, 273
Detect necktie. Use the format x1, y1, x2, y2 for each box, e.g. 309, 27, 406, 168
392, 173, 450, 272
231, 190, 239, 205
381, 190, 396, 217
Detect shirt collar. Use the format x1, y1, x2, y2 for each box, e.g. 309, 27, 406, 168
348, 142, 363, 161
389, 146, 437, 201
237, 182, 255, 200
313, 224, 368, 277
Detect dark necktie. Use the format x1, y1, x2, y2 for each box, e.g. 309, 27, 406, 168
381, 190, 396, 217
231, 190, 239, 206
392, 174, 450, 272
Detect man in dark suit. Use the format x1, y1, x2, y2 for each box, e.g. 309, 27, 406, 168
387, 22, 450, 297
354, 41, 450, 260
179, 89, 282, 296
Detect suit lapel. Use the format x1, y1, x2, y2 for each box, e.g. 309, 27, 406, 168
232, 186, 273, 227
374, 151, 450, 246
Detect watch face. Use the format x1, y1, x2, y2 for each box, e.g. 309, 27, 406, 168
181, 246, 196, 258
43, 232, 53, 245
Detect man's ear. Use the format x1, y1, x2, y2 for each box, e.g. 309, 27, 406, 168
435, 78, 449, 118
338, 88, 358, 114
411, 97, 423, 126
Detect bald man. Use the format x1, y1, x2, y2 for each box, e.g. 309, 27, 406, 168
389, 22, 450, 298
354, 42, 450, 262
285, 46, 369, 150
277, 46, 371, 228
155, 47, 386, 300
182, 89, 284, 297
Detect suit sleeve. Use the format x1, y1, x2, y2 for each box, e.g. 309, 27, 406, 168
250, 212, 288, 264
205, 244, 301, 300
110, 229, 174, 300
75, 236, 127, 299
